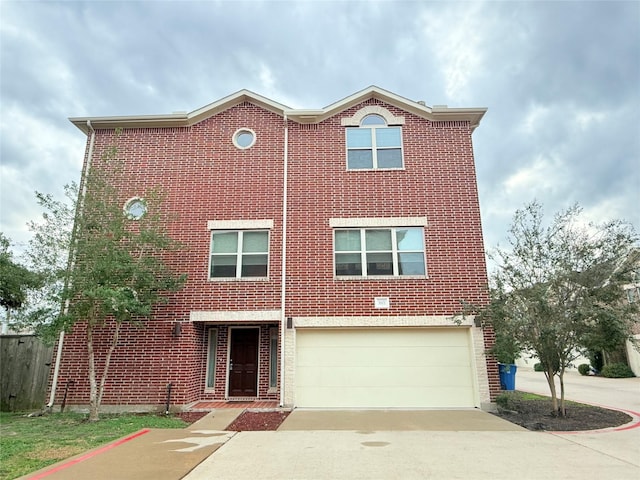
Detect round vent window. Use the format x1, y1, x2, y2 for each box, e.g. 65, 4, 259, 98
124, 197, 147, 220
233, 128, 256, 149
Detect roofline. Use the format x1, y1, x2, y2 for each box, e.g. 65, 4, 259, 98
69, 86, 487, 134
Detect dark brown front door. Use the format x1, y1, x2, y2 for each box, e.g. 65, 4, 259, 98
228, 328, 259, 397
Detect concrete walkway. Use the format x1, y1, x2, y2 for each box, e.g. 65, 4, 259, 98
20, 409, 243, 480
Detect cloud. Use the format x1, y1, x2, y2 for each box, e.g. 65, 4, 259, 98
0, 0, 638, 263
419, 1, 491, 102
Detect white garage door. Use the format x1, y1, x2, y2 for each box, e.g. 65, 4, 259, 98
295, 328, 476, 408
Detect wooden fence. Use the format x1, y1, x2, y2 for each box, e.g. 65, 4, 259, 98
0, 335, 53, 412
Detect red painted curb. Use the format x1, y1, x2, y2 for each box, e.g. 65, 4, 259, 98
28, 428, 151, 479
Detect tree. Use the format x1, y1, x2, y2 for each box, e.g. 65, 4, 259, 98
488, 201, 638, 416
9, 185, 79, 335
31, 148, 186, 421
0, 233, 44, 332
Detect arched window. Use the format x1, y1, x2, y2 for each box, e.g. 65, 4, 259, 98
360, 114, 386, 126
346, 115, 403, 170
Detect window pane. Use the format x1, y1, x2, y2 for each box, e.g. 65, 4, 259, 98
336, 253, 362, 276
206, 330, 217, 388
347, 150, 373, 169
366, 230, 392, 250
335, 230, 361, 251
243, 231, 268, 253
361, 114, 386, 126
235, 131, 254, 148
211, 255, 237, 277
269, 330, 278, 387
211, 232, 238, 253
398, 252, 425, 275
366, 252, 393, 275
347, 128, 372, 148
375, 127, 401, 147
377, 148, 403, 168
396, 228, 424, 250
241, 254, 268, 277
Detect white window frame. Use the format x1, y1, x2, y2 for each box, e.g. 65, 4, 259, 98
345, 116, 404, 170
209, 229, 270, 280
123, 196, 147, 220
334, 227, 427, 278
232, 128, 256, 149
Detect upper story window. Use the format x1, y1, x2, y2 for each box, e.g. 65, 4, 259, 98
346, 114, 403, 170
334, 227, 425, 277
209, 230, 269, 279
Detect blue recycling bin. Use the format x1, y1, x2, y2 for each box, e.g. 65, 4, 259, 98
499, 363, 517, 390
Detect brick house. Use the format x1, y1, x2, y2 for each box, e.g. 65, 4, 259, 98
52, 86, 500, 411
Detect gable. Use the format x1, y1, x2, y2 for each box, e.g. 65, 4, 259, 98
70, 86, 486, 134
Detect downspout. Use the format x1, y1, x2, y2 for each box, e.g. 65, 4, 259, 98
46, 120, 96, 409
279, 114, 289, 407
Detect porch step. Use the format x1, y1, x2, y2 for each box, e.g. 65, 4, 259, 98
190, 400, 280, 410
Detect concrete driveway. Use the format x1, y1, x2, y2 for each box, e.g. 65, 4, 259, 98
184, 372, 640, 480
278, 408, 523, 431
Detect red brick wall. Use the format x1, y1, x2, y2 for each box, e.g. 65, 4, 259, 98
286, 99, 489, 316
52, 103, 286, 408
482, 324, 501, 400
51, 98, 498, 408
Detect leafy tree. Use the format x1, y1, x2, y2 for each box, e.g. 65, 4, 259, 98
488, 201, 638, 416
10, 185, 78, 334
31, 147, 186, 421
0, 233, 44, 332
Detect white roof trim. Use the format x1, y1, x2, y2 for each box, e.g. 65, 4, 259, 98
70, 86, 486, 133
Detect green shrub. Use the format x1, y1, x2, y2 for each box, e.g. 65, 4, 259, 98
496, 391, 520, 411
601, 363, 635, 378
534, 363, 544, 372
577, 364, 591, 376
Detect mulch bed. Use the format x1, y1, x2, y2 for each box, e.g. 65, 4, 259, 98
225, 410, 291, 431
491, 391, 632, 431
175, 411, 209, 424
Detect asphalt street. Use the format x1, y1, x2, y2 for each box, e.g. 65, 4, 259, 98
515, 367, 640, 412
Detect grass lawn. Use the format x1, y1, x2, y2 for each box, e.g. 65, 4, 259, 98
0, 412, 188, 480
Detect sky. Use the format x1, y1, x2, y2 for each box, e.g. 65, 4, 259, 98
1, 0, 639, 267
